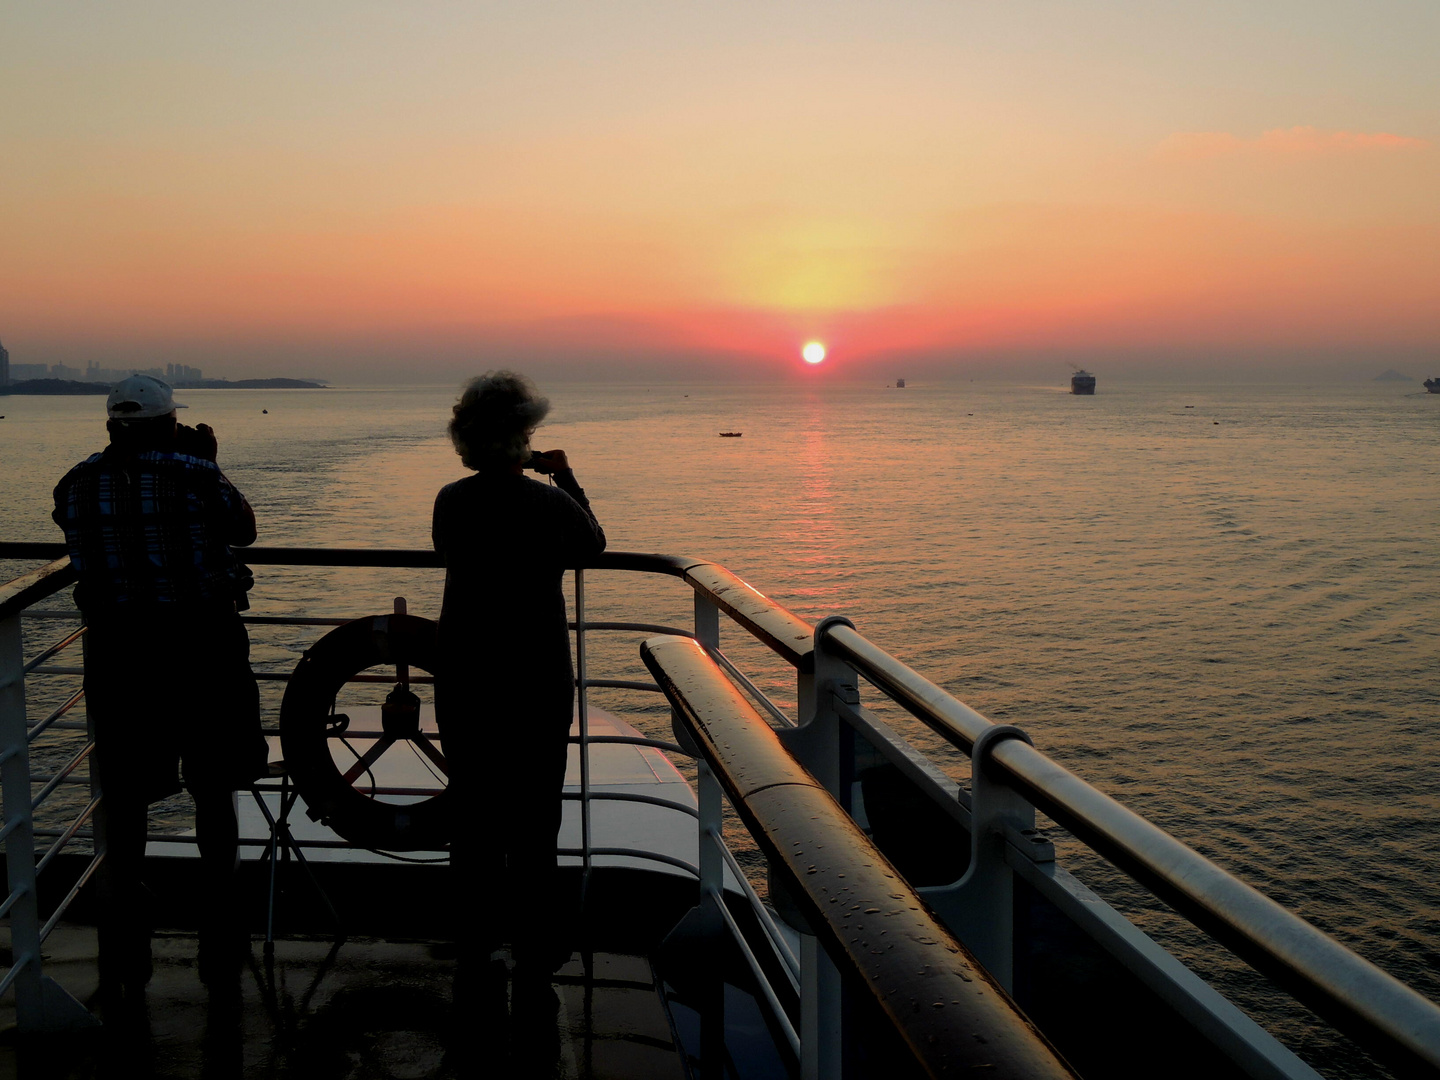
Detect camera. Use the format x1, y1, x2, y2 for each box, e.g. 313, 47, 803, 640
176, 423, 219, 462
525, 451, 553, 473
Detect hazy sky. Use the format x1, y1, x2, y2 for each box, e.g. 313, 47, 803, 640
3, 2, 1437, 380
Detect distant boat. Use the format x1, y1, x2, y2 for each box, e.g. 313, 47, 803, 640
719, 431, 742, 438
895, 378, 906, 388
1425, 378, 1440, 394
1071, 370, 1097, 395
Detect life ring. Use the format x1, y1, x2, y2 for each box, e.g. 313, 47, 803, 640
279, 613, 451, 851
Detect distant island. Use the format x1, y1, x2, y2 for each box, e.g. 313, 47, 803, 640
1, 377, 326, 395
0, 379, 109, 396
175, 378, 327, 390
1372, 369, 1413, 383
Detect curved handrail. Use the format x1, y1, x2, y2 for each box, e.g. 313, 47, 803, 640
0, 542, 71, 562
0, 558, 75, 623
0, 541, 696, 574
681, 562, 815, 669
816, 621, 1440, 1075
0, 542, 819, 668
643, 634, 1077, 1080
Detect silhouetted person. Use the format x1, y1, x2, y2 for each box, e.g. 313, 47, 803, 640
52, 375, 266, 987
433, 371, 605, 988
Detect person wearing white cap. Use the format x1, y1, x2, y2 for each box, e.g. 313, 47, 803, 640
52, 374, 266, 989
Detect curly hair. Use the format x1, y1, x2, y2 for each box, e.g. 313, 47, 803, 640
448, 371, 551, 471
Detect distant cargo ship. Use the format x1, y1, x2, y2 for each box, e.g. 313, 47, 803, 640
1425, 377, 1439, 394
1071, 369, 1096, 395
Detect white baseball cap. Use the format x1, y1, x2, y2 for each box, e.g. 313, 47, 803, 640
106, 375, 187, 420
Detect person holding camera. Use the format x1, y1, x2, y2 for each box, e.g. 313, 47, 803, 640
432, 371, 606, 995
52, 374, 267, 988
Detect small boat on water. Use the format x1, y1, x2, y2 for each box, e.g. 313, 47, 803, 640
1425, 377, 1439, 393
2, 542, 1438, 1078
1070, 369, 1096, 395
718, 431, 742, 438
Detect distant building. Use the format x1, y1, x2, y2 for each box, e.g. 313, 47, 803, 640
78, 361, 168, 384
2, 357, 184, 385
166, 362, 203, 383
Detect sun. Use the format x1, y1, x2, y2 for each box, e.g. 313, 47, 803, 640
802, 341, 826, 365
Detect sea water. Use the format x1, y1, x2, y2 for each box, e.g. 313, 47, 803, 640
2, 378, 1437, 1075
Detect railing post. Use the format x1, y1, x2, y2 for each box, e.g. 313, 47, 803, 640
692, 592, 723, 932
0, 612, 93, 1030
693, 592, 719, 653
800, 932, 842, 1080
918, 725, 1042, 993
697, 761, 723, 934
696, 757, 727, 1077
575, 570, 593, 901
778, 616, 856, 799
671, 595, 720, 763
83, 621, 110, 921
785, 616, 854, 1077
686, 594, 728, 1074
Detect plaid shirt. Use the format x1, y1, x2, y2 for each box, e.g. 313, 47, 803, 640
52, 448, 256, 611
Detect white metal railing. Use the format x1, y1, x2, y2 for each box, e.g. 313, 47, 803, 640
0, 561, 97, 1031
802, 617, 1440, 1078
0, 549, 806, 1046
5, 544, 1439, 1078
569, 566, 804, 1057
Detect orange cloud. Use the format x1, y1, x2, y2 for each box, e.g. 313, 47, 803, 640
1157, 126, 1429, 161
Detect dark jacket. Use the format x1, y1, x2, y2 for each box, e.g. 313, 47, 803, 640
53, 447, 256, 614
431, 468, 605, 701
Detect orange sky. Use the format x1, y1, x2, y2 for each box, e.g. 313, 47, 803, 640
3, 4, 1437, 380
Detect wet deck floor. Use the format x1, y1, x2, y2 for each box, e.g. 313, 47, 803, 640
0, 927, 690, 1080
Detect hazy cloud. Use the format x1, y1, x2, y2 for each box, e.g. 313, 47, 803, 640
1157, 126, 1429, 161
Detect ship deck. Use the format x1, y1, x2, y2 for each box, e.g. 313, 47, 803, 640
2, 927, 696, 1080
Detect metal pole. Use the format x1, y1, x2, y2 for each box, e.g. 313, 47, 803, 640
697, 757, 726, 1079
575, 570, 592, 902
692, 597, 727, 1078
697, 761, 723, 934
800, 932, 842, 1080
693, 592, 719, 653
692, 591, 722, 923
788, 617, 856, 1076
692, 594, 724, 931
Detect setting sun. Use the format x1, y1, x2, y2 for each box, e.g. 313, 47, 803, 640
802, 342, 826, 365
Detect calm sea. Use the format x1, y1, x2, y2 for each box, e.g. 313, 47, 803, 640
2, 378, 1437, 1074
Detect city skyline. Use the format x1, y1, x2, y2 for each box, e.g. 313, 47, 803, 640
2, 359, 205, 386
